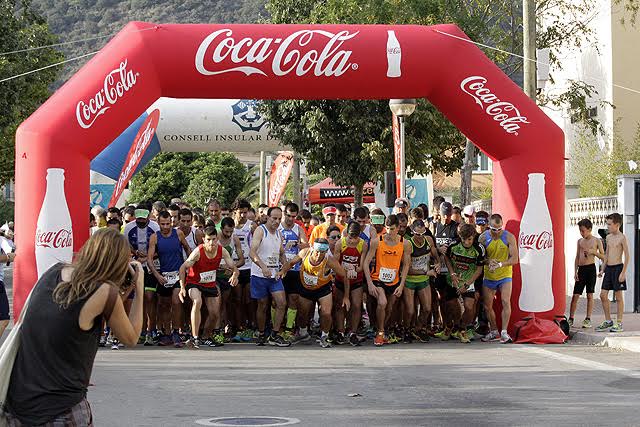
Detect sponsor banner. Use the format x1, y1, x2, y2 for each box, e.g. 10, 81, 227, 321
318, 186, 374, 200
268, 152, 294, 207
392, 113, 401, 197
90, 184, 115, 208
109, 109, 160, 207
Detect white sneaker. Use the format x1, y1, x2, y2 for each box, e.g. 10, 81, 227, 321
500, 330, 513, 344
481, 330, 499, 342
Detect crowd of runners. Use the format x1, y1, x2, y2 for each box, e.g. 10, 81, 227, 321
88, 195, 519, 349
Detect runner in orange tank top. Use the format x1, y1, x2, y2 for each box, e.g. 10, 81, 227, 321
363, 214, 412, 347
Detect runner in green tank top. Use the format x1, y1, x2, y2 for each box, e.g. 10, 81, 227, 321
444, 224, 485, 344
403, 220, 440, 343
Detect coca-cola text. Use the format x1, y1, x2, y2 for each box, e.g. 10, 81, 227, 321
519, 230, 553, 250
195, 29, 359, 77
36, 229, 73, 249
460, 76, 530, 136
76, 60, 139, 129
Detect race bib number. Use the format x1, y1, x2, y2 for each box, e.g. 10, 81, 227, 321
412, 255, 430, 272
303, 271, 318, 288
286, 252, 298, 262
162, 271, 179, 286
200, 270, 216, 284
379, 267, 397, 283
266, 255, 279, 269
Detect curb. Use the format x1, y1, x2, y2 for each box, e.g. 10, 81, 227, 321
571, 330, 640, 353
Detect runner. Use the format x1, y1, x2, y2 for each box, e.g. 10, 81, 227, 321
151, 201, 166, 222
363, 215, 412, 346
473, 210, 490, 336
168, 204, 181, 227
279, 202, 308, 341
403, 220, 439, 343
249, 206, 290, 347
123, 206, 160, 345
433, 202, 459, 340
122, 206, 135, 225
178, 208, 204, 258
336, 203, 349, 228
232, 199, 256, 341
394, 198, 410, 215
333, 221, 368, 346
207, 199, 223, 230
397, 213, 411, 238
179, 226, 239, 349
352, 207, 377, 245
479, 214, 518, 344
147, 211, 192, 348
221, 206, 231, 218
280, 238, 350, 348
257, 204, 269, 225
369, 208, 386, 236
216, 217, 245, 345
444, 223, 485, 344
192, 213, 206, 230
299, 209, 315, 240
309, 204, 345, 244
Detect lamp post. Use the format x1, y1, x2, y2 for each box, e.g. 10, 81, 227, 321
389, 99, 417, 198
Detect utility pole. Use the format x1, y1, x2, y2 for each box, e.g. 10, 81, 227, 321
523, 0, 537, 99
292, 153, 302, 207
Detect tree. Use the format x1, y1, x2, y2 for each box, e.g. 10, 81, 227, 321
128, 152, 201, 204
0, 194, 14, 223
0, 0, 64, 184
183, 153, 246, 209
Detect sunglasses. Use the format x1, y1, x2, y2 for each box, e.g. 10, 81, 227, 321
489, 226, 502, 232
464, 214, 473, 218
285, 213, 297, 218
412, 231, 426, 236
328, 235, 340, 240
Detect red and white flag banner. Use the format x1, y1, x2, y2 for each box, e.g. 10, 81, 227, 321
268, 151, 294, 207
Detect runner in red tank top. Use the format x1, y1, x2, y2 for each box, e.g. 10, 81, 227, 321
178, 226, 238, 349
333, 221, 368, 346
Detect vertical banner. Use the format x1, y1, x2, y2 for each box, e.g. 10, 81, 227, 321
108, 109, 160, 207
268, 151, 294, 207
392, 113, 401, 197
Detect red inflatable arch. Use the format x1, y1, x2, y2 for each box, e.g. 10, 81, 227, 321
14, 23, 565, 327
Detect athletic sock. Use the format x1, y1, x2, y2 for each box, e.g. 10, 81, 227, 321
321, 331, 329, 339
286, 308, 297, 329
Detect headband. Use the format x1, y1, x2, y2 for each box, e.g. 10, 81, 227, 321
370, 214, 385, 225
322, 207, 337, 215
313, 242, 330, 252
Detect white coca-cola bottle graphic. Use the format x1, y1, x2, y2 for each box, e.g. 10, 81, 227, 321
518, 173, 554, 312
386, 30, 401, 78
35, 168, 73, 278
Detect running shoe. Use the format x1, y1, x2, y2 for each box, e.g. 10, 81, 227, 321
458, 330, 471, 344
137, 334, 145, 345
402, 330, 413, 344
186, 337, 200, 349
568, 318, 574, 327
374, 333, 388, 347
241, 329, 255, 342
500, 330, 513, 344
450, 331, 461, 341
255, 333, 267, 346
111, 338, 120, 350
268, 333, 291, 347
280, 329, 295, 342
481, 330, 500, 342
595, 320, 614, 332
171, 331, 185, 348
413, 329, 430, 343
292, 331, 311, 344
211, 333, 225, 347
144, 334, 155, 346
319, 335, 332, 348
610, 322, 624, 332
434, 329, 451, 341
466, 328, 477, 341
232, 330, 245, 343
349, 332, 361, 347
98, 335, 107, 347
582, 319, 592, 329
387, 332, 401, 344
334, 332, 346, 345
157, 334, 171, 346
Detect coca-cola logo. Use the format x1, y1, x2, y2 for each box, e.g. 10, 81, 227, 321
76, 60, 139, 129
195, 29, 359, 78
519, 231, 553, 250
460, 76, 530, 135
36, 228, 73, 249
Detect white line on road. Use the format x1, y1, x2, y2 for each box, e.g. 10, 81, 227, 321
514, 346, 640, 378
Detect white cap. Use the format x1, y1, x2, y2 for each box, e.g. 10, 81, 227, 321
463, 205, 476, 217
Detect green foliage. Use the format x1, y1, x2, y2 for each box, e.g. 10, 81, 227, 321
0, 194, 14, 223
569, 127, 640, 197
0, 0, 64, 185
29, 0, 267, 85
183, 153, 246, 209
236, 164, 261, 207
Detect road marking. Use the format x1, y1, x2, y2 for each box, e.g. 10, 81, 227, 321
515, 346, 640, 378
195, 417, 300, 426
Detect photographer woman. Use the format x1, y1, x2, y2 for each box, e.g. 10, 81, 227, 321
5, 228, 144, 426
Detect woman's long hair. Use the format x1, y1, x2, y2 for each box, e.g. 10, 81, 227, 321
53, 228, 130, 308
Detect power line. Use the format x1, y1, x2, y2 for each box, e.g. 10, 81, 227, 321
0, 51, 99, 84
0, 25, 158, 56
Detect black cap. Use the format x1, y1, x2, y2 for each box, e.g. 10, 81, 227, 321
440, 202, 453, 216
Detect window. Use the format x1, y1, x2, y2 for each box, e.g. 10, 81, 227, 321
474, 153, 492, 174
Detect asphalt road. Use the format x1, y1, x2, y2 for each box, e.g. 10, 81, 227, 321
89, 341, 640, 426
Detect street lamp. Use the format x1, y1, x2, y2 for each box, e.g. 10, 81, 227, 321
389, 99, 417, 198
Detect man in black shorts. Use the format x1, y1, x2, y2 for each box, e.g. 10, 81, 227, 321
433, 202, 460, 340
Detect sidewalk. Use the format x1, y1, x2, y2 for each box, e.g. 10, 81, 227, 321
566, 295, 640, 352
